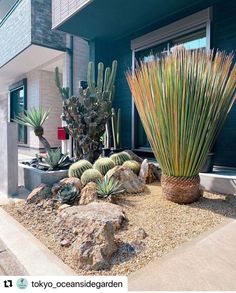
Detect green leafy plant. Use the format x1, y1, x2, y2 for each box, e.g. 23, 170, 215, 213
14, 107, 51, 152
57, 184, 80, 204
44, 148, 70, 170
93, 157, 115, 175
127, 47, 236, 204
122, 160, 141, 175
68, 160, 93, 178
110, 151, 131, 165
81, 169, 103, 185
97, 176, 124, 198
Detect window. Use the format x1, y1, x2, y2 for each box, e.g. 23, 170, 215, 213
10, 79, 27, 144
0, 0, 18, 23
131, 8, 211, 151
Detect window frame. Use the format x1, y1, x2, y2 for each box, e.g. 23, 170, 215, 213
131, 7, 212, 152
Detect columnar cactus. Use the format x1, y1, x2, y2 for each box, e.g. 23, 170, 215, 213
81, 169, 103, 185
55, 60, 118, 163
122, 160, 141, 175
68, 160, 93, 178
110, 151, 132, 165
93, 157, 115, 175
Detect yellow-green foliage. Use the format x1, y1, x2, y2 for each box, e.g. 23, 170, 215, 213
93, 157, 115, 175
122, 160, 141, 175
81, 169, 103, 185
110, 151, 131, 165
68, 160, 93, 178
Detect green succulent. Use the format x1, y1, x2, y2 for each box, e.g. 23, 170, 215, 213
81, 169, 103, 185
93, 157, 115, 175
68, 160, 93, 178
44, 148, 70, 170
110, 151, 131, 165
97, 176, 124, 198
57, 184, 80, 204
122, 160, 141, 175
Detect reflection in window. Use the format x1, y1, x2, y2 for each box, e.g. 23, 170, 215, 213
0, 0, 17, 23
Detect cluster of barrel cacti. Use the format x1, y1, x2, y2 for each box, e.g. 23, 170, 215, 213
55, 60, 117, 163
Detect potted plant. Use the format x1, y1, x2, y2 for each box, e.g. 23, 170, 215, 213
127, 47, 236, 204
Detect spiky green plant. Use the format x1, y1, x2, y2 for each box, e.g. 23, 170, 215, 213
14, 107, 51, 152
68, 160, 93, 178
81, 169, 103, 185
57, 184, 80, 204
93, 157, 115, 175
110, 151, 131, 165
44, 148, 70, 170
97, 176, 124, 198
122, 160, 141, 175
127, 47, 236, 203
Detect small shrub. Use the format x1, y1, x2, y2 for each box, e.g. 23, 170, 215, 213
97, 176, 124, 198
81, 169, 103, 185
93, 157, 115, 175
68, 160, 93, 178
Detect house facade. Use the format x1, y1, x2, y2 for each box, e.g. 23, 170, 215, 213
52, 0, 236, 168
0, 0, 89, 155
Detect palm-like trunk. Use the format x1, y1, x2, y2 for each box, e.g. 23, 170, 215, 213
38, 135, 51, 153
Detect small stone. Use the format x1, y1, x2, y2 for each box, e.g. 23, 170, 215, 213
106, 166, 145, 194
58, 204, 70, 211
130, 240, 146, 253
26, 184, 51, 204
135, 228, 148, 240
80, 182, 98, 205
139, 159, 161, 184
60, 239, 72, 247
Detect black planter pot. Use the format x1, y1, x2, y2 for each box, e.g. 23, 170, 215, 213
201, 153, 215, 173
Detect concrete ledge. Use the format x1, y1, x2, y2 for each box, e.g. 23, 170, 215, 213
0, 208, 76, 275
129, 218, 236, 291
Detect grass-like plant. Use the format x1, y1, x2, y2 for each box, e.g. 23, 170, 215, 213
14, 107, 51, 152
127, 47, 236, 204
97, 176, 124, 198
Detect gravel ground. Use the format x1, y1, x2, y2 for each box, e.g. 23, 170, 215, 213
3, 182, 236, 276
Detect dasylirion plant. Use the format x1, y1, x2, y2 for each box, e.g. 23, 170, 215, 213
127, 47, 236, 204
123, 160, 141, 175
110, 151, 132, 165
55, 60, 118, 163
81, 169, 103, 185
68, 160, 93, 178
93, 157, 115, 175
57, 184, 80, 204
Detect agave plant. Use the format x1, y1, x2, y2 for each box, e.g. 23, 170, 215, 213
44, 148, 71, 170
57, 184, 80, 204
97, 176, 124, 198
127, 47, 236, 204
14, 107, 51, 152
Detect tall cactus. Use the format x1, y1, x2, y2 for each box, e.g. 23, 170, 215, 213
55, 60, 118, 163
111, 108, 121, 149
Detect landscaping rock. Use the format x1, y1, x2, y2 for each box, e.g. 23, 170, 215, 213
135, 228, 148, 240
26, 184, 51, 204
139, 159, 161, 183
73, 221, 117, 270
106, 166, 145, 193
58, 202, 126, 231
58, 204, 70, 212
60, 239, 72, 247
80, 182, 98, 205
124, 150, 143, 163
52, 177, 82, 196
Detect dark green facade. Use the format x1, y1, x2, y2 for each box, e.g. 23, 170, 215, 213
58, 0, 236, 167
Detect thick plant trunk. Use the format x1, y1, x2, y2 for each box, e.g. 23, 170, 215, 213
161, 174, 201, 204
38, 135, 51, 153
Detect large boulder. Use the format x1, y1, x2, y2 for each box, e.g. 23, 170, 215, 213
26, 184, 51, 204
106, 166, 145, 193
80, 182, 98, 205
139, 159, 162, 184
73, 221, 117, 270
58, 202, 126, 231
52, 177, 82, 196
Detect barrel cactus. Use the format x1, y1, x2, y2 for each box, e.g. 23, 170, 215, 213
57, 184, 80, 204
123, 160, 141, 175
93, 157, 115, 175
81, 169, 103, 185
68, 160, 93, 178
110, 151, 131, 165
